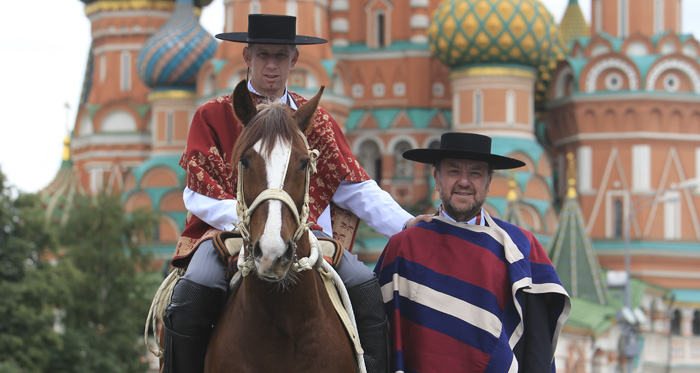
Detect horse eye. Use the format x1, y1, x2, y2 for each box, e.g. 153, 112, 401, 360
240, 157, 250, 169
300, 159, 309, 170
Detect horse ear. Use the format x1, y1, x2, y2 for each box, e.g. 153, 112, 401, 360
232, 79, 257, 126
293, 86, 324, 133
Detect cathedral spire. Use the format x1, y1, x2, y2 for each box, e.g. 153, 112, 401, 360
39, 108, 87, 227
503, 173, 526, 229
559, 0, 590, 51
548, 153, 608, 305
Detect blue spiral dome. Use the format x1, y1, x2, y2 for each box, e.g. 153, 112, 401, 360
137, 0, 217, 88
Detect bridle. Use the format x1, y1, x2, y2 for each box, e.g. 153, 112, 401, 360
230, 128, 368, 372
234, 129, 320, 277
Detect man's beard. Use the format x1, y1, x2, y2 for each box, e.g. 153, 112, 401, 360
441, 187, 485, 222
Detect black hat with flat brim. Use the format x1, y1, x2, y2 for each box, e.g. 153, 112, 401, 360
403, 132, 526, 170
215, 14, 327, 45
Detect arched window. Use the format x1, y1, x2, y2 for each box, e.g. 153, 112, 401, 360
664, 190, 681, 240
101, 110, 137, 132
693, 310, 700, 335
332, 74, 345, 95
671, 309, 682, 335
203, 72, 216, 96
654, 0, 664, 34
366, 1, 392, 49
166, 111, 174, 143
619, 0, 627, 37
614, 199, 623, 238
249, 0, 260, 14
358, 140, 382, 183
393, 141, 413, 179
474, 91, 483, 124
286, 0, 298, 18
120, 51, 131, 92
506, 90, 515, 124
376, 12, 385, 48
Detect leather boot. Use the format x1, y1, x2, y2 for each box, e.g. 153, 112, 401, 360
162, 278, 226, 373
347, 278, 390, 373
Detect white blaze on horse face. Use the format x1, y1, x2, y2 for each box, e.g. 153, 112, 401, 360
253, 138, 290, 272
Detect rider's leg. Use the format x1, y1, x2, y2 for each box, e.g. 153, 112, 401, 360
162, 240, 228, 373
336, 249, 390, 373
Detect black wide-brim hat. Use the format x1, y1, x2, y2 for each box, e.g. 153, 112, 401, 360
215, 14, 327, 45
403, 132, 526, 170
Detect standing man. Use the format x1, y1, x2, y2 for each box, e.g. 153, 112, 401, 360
374, 132, 571, 372
162, 14, 427, 373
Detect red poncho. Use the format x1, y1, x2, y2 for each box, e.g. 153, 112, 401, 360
374, 215, 571, 372
171, 91, 369, 268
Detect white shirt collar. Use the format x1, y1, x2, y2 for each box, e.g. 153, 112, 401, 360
246, 80, 297, 110
439, 206, 486, 226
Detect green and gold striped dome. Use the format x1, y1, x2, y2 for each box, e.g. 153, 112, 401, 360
428, 0, 560, 68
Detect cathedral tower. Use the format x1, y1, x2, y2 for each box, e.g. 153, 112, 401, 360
426, 0, 562, 235
71, 0, 211, 195
547, 0, 700, 293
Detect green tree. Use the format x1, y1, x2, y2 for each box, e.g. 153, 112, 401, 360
48, 192, 160, 373
0, 172, 67, 373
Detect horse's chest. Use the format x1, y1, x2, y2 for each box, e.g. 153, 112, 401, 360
206, 295, 355, 372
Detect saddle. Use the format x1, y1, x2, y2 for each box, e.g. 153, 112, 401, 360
211, 230, 345, 280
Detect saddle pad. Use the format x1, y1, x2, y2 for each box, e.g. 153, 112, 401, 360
212, 231, 243, 262
211, 231, 345, 276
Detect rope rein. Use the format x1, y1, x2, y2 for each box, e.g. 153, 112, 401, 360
143, 267, 184, 358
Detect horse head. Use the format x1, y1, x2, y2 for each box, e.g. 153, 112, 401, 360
231, 80, 323, 284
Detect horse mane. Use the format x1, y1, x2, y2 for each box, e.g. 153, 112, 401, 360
232, 101, 303, 164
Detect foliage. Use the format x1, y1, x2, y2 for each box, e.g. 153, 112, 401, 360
0, 167, 162, 373
0, 173, 66, 372
47, 191, 161, 373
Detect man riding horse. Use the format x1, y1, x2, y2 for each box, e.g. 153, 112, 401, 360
162, 14, 429, 373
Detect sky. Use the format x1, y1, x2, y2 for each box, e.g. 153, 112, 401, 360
1, 0, 698, 194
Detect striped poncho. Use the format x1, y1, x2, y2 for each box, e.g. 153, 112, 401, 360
374, 214, 571, 373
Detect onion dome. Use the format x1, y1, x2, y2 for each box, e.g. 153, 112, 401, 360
559, 0, 590, 51
427, 0, 560, 68
534, 44, 565, 108
137, 0, 217, 88
81, 0, 213, 7
39, 136, 88, 227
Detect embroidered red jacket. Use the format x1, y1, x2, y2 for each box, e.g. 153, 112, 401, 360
172, 90, 368, 268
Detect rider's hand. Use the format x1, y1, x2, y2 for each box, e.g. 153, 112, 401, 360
403, 214, 434, 230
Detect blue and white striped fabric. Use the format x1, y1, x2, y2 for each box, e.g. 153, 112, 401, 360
374, 214, 571, 373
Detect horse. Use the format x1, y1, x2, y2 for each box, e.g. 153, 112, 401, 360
203, 80, 358, 373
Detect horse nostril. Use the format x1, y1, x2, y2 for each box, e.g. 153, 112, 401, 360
253, 241, 262, 259
282, 241, 294, 263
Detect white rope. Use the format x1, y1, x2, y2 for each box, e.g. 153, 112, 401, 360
310, 233, 366, 373
231, 129, 365, 369
144, 268, 184, 358
291, 228, 319, 273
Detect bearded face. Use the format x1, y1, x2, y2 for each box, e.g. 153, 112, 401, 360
434, 158, 492, 222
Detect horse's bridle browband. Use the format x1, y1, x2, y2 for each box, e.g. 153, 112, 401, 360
235, 129, 320, 277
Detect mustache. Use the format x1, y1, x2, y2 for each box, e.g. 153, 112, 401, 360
451, 187, 474, 194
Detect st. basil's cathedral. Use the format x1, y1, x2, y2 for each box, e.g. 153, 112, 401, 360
39, 0, 700, 371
